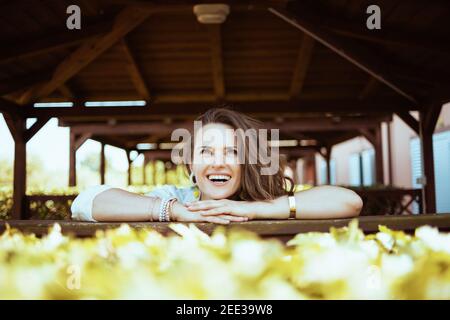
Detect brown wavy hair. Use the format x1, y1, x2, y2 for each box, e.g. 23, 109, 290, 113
187, 107, 293, 201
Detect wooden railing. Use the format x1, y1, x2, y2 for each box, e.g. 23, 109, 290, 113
354, 188, 423, 216
25, 195, 76, 220
19, 188, 424, 220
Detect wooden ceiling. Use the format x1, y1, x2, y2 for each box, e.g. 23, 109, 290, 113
0, 0, 449, 150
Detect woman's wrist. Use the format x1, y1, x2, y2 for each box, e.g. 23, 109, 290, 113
250, 197, 290, 220
171, 201, 185, 222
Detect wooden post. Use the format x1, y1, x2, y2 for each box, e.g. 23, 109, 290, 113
3, 115, 27, 219
69, 131, 77, 187
12, 118, 26, 220
127, 151, 132, 186
311, 154, 317, 186
69, 131, 92, 187
4, 111, 50, 219
142, 154, 147, 185
100, 142, 105, 185
419, 103, 443, 213
324, 146, 332, 185
374, 125, 384, 185
386, 121, 393, 185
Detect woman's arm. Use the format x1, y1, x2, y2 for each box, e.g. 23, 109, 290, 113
253, 185, 363, 219
187, 185, 363, 220
73, 187, 246, 224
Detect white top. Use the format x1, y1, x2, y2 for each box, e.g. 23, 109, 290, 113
70, 185, 199, 222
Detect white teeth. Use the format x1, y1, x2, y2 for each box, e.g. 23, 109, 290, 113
208, 174, 231, 181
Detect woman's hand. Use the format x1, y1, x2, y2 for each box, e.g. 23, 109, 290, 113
171, 201, 248, 225
185, 199, 257, 220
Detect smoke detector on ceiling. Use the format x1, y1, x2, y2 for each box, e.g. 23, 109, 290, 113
193, 4, 230, 24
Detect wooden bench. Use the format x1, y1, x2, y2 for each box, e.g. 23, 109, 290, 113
1, 214, 449, 242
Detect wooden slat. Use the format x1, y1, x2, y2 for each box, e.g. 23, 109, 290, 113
0, 70, 53, 96
328, 21, 450, 58
58, 84, 76, 100
290, 35, 315, 98
119, 38, 151, 100
19, 7, 153, 105
358, 77, 379, 100
269, 6, 419, 105
208, 24, 225, 100
0, 19, 113, 65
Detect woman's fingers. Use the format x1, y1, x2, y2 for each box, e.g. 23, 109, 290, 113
216, 215, 248, 222
203, 215, 230, 225
186, 200, 224, 211
198, 207, 246, 217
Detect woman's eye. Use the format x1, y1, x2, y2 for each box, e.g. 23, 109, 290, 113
201, 149, 213, 156
226, 148, 238, 156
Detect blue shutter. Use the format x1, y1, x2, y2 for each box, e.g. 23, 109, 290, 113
433, 131, 450, 213
362, 149, 375, 186
349, 153, 361, 186
319, 158, 326, 185
330, 159, 336, 185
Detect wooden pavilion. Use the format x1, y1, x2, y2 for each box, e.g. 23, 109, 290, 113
1, 0, 449, 235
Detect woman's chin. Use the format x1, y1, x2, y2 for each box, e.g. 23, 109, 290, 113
203, 190, 235, 200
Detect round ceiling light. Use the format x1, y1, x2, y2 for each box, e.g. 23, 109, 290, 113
193, 4, 230, 24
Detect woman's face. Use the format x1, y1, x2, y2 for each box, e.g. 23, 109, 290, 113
191, 123, 242, 200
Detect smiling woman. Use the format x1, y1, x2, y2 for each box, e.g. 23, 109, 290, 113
71, 108, 363, 223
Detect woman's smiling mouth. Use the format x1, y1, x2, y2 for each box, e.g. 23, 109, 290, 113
207, 174, 231, 186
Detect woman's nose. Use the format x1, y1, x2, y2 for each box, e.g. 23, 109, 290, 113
212, 151, 225, 165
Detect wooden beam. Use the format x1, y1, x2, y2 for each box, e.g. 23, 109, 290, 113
67, 118, 385, 136
25, 99, 416, 118
75, 133, 93, 150
0, 97, 23, 118
290, 34, 315, 98
269, 6, 418, 105
119, 38, 151, 100
58, 84, 76, 100
0, 70, 53, 96
396, 111, 420, 134
24, 117, 51, 143
0, 19, 113, 65
327, 131, 360, 146
19, 7, 153, 105
208, 24, 225, 100
358, 77, 379, 100
359, 128, 376, 146
327, 21, 450, 58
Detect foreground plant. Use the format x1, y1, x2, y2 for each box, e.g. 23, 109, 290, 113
0, 220, 449, 299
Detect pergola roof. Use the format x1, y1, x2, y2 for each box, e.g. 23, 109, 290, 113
2, 0, 448, 112
2, 0, 448, 151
